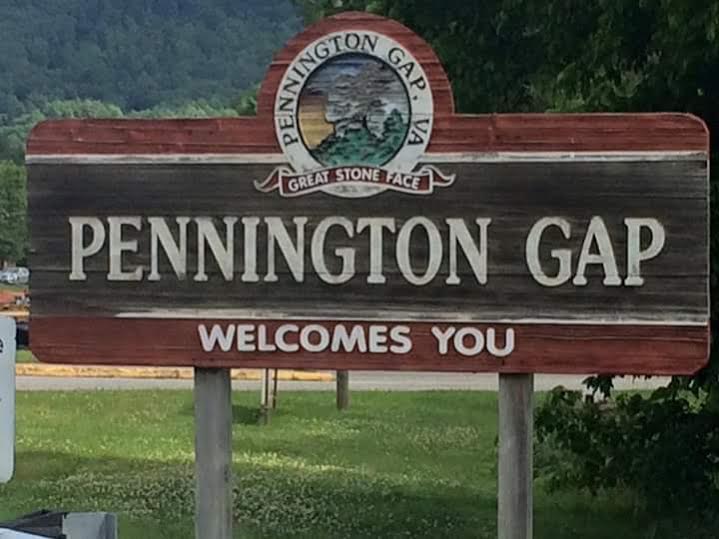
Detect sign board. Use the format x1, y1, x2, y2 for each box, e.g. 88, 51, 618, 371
0, 317, 15, 483
27, 13, 709, 374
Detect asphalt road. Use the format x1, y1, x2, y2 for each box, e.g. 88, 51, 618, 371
16, 371, 671, 392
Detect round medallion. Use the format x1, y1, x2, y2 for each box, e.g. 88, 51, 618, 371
274, 30, 433, 197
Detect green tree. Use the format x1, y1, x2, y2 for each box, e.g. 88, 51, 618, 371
232, 85, 259, 116
0, 161, 27, 265
0, 95, 259, 164
298, 0, 719, 520
131, 99, 239, 119
298, 0, 545, 113
0, 0, 301, 116
0, 99, 124, 163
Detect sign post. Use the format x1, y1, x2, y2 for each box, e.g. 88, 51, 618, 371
498, 374, 533, 539
336, 371, 350, 410
259, 368, 278, 425
26, 12, 710, 538
0, 317, 16, 485
194, 368, 233, 539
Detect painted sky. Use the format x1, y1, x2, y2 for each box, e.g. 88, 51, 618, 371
298, 53, 410, 149
299, 92, 335, 149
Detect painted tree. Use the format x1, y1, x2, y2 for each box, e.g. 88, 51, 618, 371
319, 60, 406, 137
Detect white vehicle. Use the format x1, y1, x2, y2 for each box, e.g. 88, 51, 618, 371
0, 272, 18, 285
0, 268, 28, 285
12, 268, 29, 285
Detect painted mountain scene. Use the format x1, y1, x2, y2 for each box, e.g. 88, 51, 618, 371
298, 53, 410, 167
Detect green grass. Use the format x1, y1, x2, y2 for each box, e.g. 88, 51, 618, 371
0, 391, 712, 538
15, 350, 35, 363
0, 283, 26, 292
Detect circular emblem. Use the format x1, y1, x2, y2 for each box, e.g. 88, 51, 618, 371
274, 31, 433, 198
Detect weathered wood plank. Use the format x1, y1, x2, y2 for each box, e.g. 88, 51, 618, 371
26, 275, 708, 322
28, 160, 709, 323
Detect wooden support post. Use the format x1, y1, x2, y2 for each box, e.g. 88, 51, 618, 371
259, 368, 277, 424
272, 368, 279, 409
336, 370, 350, 410
498, 373, 533, 539
194, 368, 233, 539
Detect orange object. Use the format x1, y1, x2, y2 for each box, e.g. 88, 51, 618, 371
0, 290, 28, 311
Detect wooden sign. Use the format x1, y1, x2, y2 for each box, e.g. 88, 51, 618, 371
27, 12, 709, 374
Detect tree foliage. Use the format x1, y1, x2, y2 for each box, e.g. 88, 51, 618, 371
536, 388, 719, 525
298, 0, 719, 519
1, 99, 124, 163
0, 161, 28, 265
0, 0, 279, 264
298, 1, 719, 125
0, 92, 262, 164
0, 0, 300, 118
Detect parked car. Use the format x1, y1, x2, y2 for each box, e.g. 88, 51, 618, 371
14, 267, 29, 284
0, 267, 29, 284
0, 271, 18, 284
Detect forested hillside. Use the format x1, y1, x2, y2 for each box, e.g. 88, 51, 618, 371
0, 0, 301, 117
0, 0, 302, 262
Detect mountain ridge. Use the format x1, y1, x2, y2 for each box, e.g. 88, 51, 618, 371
0, 0, 301, 117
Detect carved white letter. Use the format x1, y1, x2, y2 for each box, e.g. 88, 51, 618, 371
265, 217, 307, 283
148, 217, 189, 281
445, 218, 491, 285
396, 217, 442, 286
194, 217, 237, 282
573, 217, 621, 286
624, 218, 666, 286
312, 217, 356, 284
525, 217, 572, 287
107, 216, 143, 281
241, 217, 260, 283
69, 217, 106, 281
357, 218, 395, 284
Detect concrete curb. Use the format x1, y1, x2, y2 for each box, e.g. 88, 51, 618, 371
15, 364, 334, 382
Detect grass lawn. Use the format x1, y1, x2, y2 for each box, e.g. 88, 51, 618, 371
0, 283, 26, 293
15, 350, 35, 363
0, 390, 710, 538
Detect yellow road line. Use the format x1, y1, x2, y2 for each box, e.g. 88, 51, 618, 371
16, 364, 334, 382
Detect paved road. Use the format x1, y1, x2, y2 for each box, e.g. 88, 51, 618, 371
16, 371, 671, 392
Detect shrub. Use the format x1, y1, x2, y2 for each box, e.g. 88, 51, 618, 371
535, 384, 719, 519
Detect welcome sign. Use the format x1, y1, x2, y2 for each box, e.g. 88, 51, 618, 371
27, 12, 710, 374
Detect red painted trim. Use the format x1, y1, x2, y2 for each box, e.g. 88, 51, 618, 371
26, 113, 709, 156
29, 318, 710, 375
26, 117, 281, 156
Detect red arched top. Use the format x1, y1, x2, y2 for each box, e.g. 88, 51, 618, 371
256, 11, 455, 118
